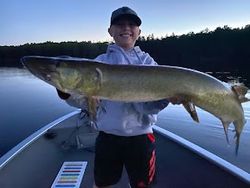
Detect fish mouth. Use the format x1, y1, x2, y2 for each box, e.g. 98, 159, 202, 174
21, 56, 59, 82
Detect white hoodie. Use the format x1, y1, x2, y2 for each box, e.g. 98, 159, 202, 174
94, 44, 169, 136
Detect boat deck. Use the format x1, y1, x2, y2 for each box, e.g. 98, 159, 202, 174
0, 112, 249, 188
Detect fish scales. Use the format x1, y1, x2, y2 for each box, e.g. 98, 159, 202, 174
21, 56, 250, 154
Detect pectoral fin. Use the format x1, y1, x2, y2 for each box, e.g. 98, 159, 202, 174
182, 102, 199, 123
86, 97, 99, 121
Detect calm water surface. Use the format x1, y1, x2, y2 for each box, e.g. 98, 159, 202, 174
0, 68, 250, 173
0, 68, 75, 156
157, 103, 250, 173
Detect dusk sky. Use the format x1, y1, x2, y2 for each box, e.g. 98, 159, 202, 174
1, 0, 250, 46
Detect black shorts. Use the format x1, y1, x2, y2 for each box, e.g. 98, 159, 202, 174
94, 131, 156, 188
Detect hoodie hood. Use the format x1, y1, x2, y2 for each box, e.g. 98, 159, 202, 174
106, 44, 143, 65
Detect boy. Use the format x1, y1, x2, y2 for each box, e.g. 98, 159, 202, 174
93, 7, 169, 188
57, 6, 171, 188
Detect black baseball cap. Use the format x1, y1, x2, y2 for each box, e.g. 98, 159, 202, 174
110, 7, 142, 26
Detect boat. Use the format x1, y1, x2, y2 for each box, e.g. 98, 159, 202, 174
0, 110, 249, 188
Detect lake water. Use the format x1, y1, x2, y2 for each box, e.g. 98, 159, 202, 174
0, 68, 75, 156
0, 68, 250, 173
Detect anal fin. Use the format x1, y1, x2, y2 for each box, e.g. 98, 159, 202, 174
222, 121, 230, 145
182, 102, 199, 123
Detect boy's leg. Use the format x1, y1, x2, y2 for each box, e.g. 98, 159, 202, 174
94, 132, 123, 187
125, 133, 156, 188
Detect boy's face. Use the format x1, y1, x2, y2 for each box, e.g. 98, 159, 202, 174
108, 18, 141, 50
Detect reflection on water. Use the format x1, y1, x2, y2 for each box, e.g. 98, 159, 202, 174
0, 68, 250, 173
0, 68, 76, 157
157, 101, 250, 173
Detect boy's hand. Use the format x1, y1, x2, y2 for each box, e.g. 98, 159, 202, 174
56, 89, 71, 100
167, 96, 183, 105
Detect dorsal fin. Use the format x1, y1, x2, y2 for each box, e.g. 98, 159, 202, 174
231, 84, 250, 103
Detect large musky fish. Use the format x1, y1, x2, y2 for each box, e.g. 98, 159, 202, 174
21, 56, 249, 154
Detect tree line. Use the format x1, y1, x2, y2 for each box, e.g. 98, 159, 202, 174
1, 25, 250, 85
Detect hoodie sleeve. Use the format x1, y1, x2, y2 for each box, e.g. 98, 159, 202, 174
56, 89, 71, 100
95, 54, 107, 62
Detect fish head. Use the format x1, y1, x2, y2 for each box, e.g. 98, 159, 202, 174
21, 56, 102, 96
54, 60, 100, 95
21, 56, 65, 89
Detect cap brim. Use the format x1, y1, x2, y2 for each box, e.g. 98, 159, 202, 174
111, 14, 141, 26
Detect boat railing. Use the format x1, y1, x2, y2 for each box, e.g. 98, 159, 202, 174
153, 125, 250, 184
0, 110, 81, 169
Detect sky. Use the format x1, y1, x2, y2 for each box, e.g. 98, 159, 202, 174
1, 0, 250, 46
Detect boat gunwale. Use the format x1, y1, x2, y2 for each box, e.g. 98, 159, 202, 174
153, 125, 250, 184
0, 110, 249, 184
0, 110, 80, 169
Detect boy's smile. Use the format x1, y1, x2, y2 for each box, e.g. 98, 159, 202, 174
108, 19, 141, 50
